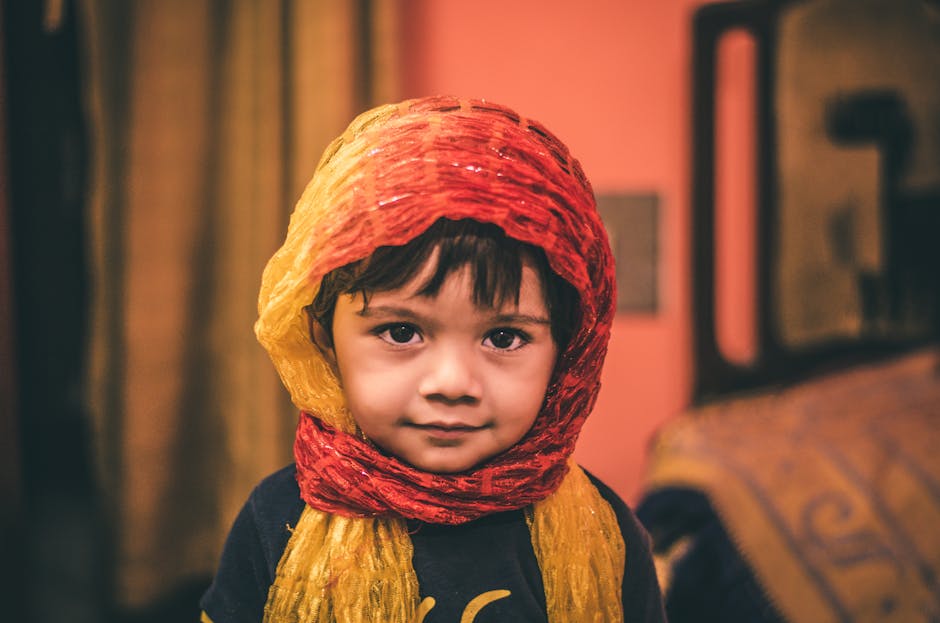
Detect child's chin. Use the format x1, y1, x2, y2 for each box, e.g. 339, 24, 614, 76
415, 461, 476, 475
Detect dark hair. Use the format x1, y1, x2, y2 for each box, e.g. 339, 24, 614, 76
307, 218, 578, 348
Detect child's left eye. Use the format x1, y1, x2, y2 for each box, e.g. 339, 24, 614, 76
483, 328, 528, 351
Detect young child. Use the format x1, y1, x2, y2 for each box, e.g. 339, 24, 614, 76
201, 96, 665, 623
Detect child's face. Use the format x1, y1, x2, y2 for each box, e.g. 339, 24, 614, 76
320, 250, 559, 474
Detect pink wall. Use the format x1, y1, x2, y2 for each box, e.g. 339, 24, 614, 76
400, 0, 710, 501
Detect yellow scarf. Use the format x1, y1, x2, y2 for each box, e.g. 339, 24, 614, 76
262, 462, 624, 622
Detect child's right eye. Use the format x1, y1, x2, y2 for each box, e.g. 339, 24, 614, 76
376, 323, 421, 345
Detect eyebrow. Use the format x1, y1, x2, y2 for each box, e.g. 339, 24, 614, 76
356, 305, 422, 320
358, 305, 550, 326
491, 313, 552, 326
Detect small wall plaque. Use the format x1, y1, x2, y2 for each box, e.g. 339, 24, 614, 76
596, 192, 659, 313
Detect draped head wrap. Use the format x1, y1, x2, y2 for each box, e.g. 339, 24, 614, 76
255, 96, 624, 622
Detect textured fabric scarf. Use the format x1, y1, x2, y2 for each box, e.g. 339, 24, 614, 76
255, 96, 625, 622
293, 412, 569, 525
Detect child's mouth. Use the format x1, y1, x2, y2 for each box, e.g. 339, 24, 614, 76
406, 421, 489, 439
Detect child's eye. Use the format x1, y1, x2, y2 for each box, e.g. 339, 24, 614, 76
483, 328, 528, 351
376, 323, 421, 345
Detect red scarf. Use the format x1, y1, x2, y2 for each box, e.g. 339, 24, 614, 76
294, 413, 569, 524
291, 96, 615, 525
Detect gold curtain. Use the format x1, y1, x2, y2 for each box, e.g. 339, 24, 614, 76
79, 0, 401, 609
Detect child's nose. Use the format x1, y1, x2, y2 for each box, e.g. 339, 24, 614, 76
418, 344, 483, 404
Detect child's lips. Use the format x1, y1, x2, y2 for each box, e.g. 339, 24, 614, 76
406, 420, 488, 438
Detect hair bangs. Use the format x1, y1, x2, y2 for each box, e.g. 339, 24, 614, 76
309, 218, 577, 348
413, 220, 524, 311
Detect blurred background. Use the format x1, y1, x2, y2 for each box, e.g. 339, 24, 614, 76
1, 0, 938, 621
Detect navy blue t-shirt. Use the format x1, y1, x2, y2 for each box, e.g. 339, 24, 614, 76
201, 465, 665, 622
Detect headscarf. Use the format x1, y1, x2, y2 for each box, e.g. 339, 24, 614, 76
255, 96, 624, 622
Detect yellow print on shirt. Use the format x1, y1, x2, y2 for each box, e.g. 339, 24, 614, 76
414, 589, 512, 623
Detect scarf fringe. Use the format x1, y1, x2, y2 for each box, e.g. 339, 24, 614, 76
263, 512, 419, 623
263, 463, 624, 623
528, 463, 625, 622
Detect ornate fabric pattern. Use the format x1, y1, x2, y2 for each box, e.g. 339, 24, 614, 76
645, 348, 940, 623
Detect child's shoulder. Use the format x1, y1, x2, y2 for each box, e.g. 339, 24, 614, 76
250, 463, 301, 502
583, 469, 624, 509
582, 468, 653, 549
200, 465, 305, 619
584, 468, 666, 619
240, 464, 305, 561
